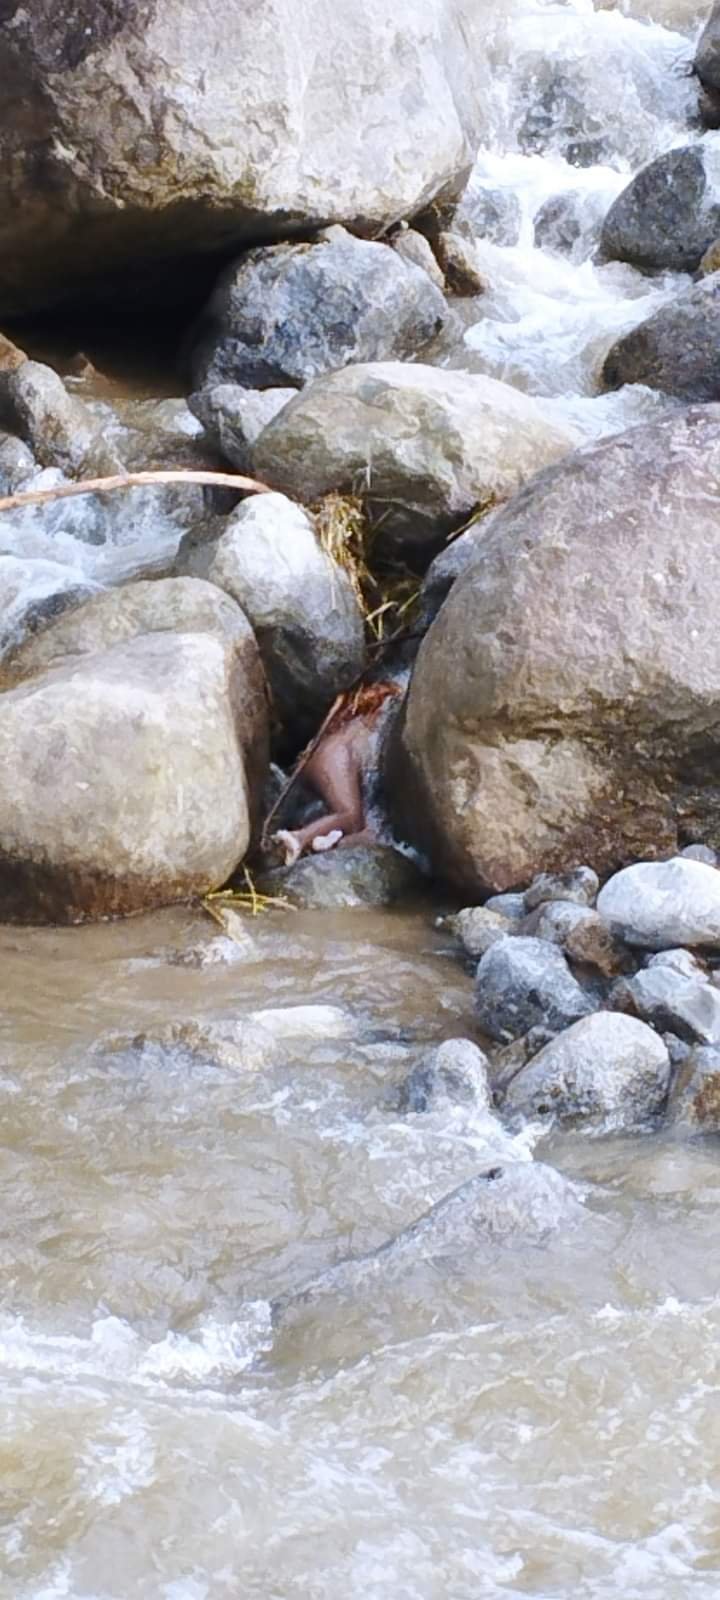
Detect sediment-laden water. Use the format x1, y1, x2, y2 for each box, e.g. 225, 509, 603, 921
4, 0, 720, 1593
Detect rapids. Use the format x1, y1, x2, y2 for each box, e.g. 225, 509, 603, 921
5, 0, 720, 1595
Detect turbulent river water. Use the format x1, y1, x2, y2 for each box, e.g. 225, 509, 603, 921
5, 1, 720, 1595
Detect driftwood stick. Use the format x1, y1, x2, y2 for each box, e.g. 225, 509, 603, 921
0, 467, 272, 514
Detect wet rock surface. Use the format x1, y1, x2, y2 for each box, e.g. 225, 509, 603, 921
600, 142, 720, 274
502, 1012, 671, 1128
261, 844, 424, 910
475, 936, 594, 1043
397, 1038, 492, 1113
611, 965, 720, 1045
191, 230, 448, 390
0, 0, 491, 316
178, 493, 365, 726
390, 409, 720, 895
603, 273, 720, 400
254, 362, 574, 553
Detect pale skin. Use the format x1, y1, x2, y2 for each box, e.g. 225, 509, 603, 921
273, 717, 377, 864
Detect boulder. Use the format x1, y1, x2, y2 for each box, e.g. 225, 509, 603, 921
188, 385, 295, 473
389, 408, 720, 893
0, 624, 268, 922
611, 966, 720, 1045
261, 843, 423, 910
191, 229, 448, 390
523, 865, 599, 912
668, 1045, 720, 1131
600, 141, 720, 274
597, 858, 720, 950
254, 363, 574, 553
603, 274, 720, 401
475, 936, 594, 1043
446, 905, 515, 959
502, 1012, 671, 1127
397, 1038, 492, 1113
0, 0, 493, 316
0, 360, 119, 476
177, 493, 365, 725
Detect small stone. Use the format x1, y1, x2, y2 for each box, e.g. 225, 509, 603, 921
446, 905, 514, 959
435, 231, 488, 296
610, 967, 720, 1045
502, 1012, 671, 1128
522, 900, 627, 977
524, 866, 599, 912
189, 383, 295, 472
699, 239, 720, 277
475, 936, 594, 1044
0, 332, 27, 372
645, 949, 709, 980
668, 1045, 720, 1131
680, 843, 718, 865
662, 1032, 692, 1069
485, 892, 527, 920
397, 1037, 491, 1113
597, 858, 720, 950
390, 224, 446, 291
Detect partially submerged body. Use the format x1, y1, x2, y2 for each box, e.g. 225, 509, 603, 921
270, 682, 400, 866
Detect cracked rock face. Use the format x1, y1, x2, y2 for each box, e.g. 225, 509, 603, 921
388, 407, 720, 895
0, 0, 494, 315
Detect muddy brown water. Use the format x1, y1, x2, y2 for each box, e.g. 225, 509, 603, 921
2, 902, 720, 1598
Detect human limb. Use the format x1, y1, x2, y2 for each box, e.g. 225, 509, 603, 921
270, 725, 367, 863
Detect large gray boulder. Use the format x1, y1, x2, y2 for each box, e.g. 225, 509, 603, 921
475, 936, 594, 1043
254, 363, 574, 553
191, 229, 448, 390
503, 1012, 671, 1127
0, 0, 493, 316
597, 858, 720, 949
389, 408, 720, 894
177, 493, 365, 725
600, 140, 720, 274
0, 619, 268, 924
603, 274, 720, 400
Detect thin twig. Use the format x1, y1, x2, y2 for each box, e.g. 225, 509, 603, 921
0, 467, 272, 515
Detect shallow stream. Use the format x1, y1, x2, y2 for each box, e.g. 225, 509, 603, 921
4, 0, 720, 1594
